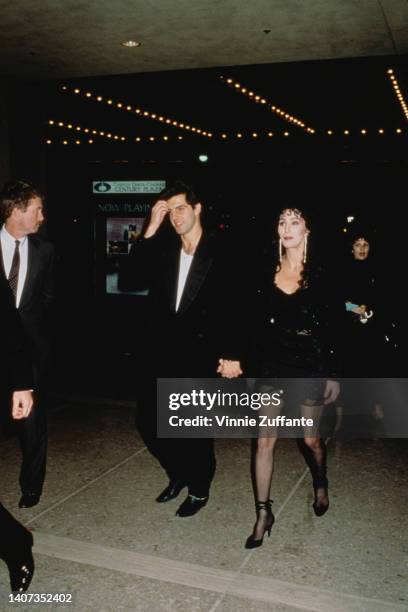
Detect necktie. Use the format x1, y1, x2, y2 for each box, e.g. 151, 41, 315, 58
8, 240, 20, 300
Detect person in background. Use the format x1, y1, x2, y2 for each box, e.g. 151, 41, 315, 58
0, 179, 55, 509
0, 273, 35, 592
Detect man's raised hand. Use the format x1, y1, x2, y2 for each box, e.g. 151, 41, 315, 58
144, 200, 169, 238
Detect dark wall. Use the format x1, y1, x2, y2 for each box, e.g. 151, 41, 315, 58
42, 144, 406, 391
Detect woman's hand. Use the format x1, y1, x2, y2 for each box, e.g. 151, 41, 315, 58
323, 380, 340, 404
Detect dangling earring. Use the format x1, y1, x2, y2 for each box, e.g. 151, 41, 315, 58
279, 238, 282, 262
303, 233, 308, 264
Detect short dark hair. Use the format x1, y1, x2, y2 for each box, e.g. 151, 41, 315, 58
159, 180, 200, 207
0, 179, 43, 220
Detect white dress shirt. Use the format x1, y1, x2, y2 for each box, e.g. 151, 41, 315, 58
176, 249, 193, 311
0, 225, 28, 308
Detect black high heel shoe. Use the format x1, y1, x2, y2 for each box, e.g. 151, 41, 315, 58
312, 476, 329, 517
245, 499, 274, 549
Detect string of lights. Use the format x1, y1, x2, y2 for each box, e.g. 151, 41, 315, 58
220, 76, 315, 133
48, 120, 127, 141
60, 85, 213, 138
387, 69, 408, 120
44, 127, 405, 146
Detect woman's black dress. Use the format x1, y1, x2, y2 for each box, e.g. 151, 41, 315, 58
254, 262, 343, 408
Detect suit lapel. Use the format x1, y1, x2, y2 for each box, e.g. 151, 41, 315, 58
0, 243, 5, 277
19, 237, 41, 309
166, 246, 181, 312
176, 234, 213, 316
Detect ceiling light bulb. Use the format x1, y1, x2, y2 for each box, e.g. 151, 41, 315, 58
121, 40, 141, 47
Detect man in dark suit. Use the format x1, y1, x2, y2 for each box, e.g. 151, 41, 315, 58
121, 181, 242, 517
0, 179, 55, 508
0, 273, 35, 592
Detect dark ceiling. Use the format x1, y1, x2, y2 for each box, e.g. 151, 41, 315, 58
2, 2, 408, 145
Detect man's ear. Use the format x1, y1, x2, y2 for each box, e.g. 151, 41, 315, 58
194, 203, 202, 217
9, 207, 20, 221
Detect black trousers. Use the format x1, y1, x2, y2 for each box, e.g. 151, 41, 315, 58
137, 378, 216, 498
0, 369, 47, 496
0, 502, 33, 563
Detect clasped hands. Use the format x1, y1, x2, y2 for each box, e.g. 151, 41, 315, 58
217, 359, 243, 379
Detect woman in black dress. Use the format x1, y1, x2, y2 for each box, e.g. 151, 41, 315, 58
246, 207, 341, 549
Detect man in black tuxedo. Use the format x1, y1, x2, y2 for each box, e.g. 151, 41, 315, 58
0, 180, 55, 508
0, 273, 35, 592
121, 181, 242, 517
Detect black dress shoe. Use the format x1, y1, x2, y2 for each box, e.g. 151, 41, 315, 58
156, 480, 186, 503
19, 493, 41, 509
7, 533, 34, 592
176, 495, 208, 517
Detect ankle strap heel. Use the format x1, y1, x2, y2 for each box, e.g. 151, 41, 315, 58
245, 499, 275, 549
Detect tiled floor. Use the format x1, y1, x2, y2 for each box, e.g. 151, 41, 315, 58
1, 401, 407, 611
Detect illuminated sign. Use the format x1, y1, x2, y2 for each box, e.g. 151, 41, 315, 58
93, 180, 166, 194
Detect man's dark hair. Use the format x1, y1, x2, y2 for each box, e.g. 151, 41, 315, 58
0, 179, 43, 220
159, 181, 200, 207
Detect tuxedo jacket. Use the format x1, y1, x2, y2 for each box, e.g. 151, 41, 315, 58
0, 234, 55, 370
0, 274, 33, 392
120, 229, 243, 377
